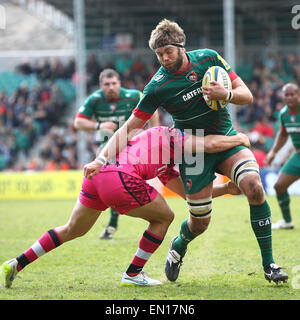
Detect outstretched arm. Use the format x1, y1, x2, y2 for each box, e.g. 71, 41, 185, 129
212, 181, 242, 198
165, 177, 241, 200
265, 129, 289, 166
84, 114, 146, 179
74, 117, 117, 133
149, 110, 160, 127
184, 132, 250, 154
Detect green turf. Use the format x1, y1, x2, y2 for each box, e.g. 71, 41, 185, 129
0, 196, 300, 300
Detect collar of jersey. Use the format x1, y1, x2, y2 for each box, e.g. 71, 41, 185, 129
173, 60, 192, 75
288, 105, 300, 115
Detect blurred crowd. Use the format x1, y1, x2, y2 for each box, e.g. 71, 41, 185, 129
0, 79, 67, 170
236, 52, 300, 167
0, 51, 299, 172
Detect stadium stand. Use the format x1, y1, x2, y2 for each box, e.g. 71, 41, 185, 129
1, 0, 73, 51
0, 50, 298, 171
44, 0, 298, 51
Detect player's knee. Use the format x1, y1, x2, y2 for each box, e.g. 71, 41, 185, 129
187, 197, 212, 234
63, 222, 87, 239
151, 208, 174, 227
187, 197, 212, 219
162, 209, 175, 226
188, 217, 210, 235
274, 182, 286, 195
231, 158, 260, 188
241, 176, 265, 203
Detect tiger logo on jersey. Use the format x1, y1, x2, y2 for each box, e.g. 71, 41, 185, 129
186, 179, 192, 191
186, 71, 198, 83
110, 104, 117, 111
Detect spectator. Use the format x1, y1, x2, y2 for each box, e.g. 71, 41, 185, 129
251, 116, 275, 139
86, 54, 102, 91
115, 52, 134, 75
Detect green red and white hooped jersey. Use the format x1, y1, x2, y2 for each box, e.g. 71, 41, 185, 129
76, 87, 141, 127
280, 105, 300, 150
101, 126, 182, 183
133, 48, 238, 135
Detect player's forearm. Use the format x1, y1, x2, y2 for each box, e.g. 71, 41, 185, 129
98, 115, 146, 161
98, 124, 127, 161
74, 117, 98, 131
228, 77, 253, 106
270, 131, 288, 154
230, 84, 253, 105
212, 184, 228, 198
149, 110, 160, 127
204, 134, 247, 153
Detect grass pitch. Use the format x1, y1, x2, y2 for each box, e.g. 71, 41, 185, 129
0, 195, 300, 300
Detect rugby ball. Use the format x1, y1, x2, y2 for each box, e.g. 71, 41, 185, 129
202, 66, 232, 111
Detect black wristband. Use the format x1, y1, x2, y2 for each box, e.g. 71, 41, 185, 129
96, 122, 101, 130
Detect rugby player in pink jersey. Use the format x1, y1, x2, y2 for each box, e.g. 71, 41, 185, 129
0, 127, 249, 288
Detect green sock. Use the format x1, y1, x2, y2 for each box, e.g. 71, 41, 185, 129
173, 219, 197, 256
250, 201, 274, 268
108, 208, 119, 228
276, 192, 292, 223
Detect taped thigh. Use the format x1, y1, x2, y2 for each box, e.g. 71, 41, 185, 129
187, 197, 212, 219
231, 158, 260, 187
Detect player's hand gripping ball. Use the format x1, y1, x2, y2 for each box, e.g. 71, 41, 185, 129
202, 66, 232, 111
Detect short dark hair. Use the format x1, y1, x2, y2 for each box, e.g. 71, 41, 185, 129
99, 68, 120, 83
282, 82, 299, 93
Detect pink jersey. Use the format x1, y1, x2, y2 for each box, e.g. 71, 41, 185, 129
79, 126, 185, 214
100, 126, 184, 184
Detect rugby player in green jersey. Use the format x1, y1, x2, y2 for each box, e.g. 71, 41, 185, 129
265, 83, 300, 230
83, 20, 288, 284
74, 68, 159, 240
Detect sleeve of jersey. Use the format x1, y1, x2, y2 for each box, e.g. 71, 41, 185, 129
158, 167, 180, 186
76, 112, 91, 120
279, 115, 287, 134
132, 85, 159, 121
280, 126, 287, 134
211, 50, 238, 82
75, 96, 94, 119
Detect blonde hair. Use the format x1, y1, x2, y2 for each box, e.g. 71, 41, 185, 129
149, 19, 186, 51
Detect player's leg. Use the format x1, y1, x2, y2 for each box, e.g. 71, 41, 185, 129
164, 151, 216, 282
96, 142, 119, 240
173, 183, 213, 254
94, 170, 174, 286
273, 172, 299, 229
272, 153, 300, 229
121, 192, 174, 286
55, 200, 101, 242
218, 148, 288, 284
165, 182, 213, 281
0, 200, 101, 289
99, 208, 119, 240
